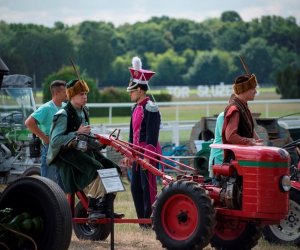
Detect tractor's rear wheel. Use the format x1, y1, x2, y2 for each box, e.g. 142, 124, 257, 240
210, 220, 261, 250
0, 176, 72, 250
73, 201, 111, 241
152, 180, 215, 250
263, 189, 300, 246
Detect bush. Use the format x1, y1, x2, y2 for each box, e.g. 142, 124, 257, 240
42, 66, 100, 103
90, 87, 172, 117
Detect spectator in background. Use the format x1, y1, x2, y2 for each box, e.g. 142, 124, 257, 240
208, 94, 235, 178
208, 111, 225, 178
124, 56, 161, 229
25, 80, 67, 186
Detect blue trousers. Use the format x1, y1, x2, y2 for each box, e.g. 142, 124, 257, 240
130, 161, 157, 219
41, 144, 63, 188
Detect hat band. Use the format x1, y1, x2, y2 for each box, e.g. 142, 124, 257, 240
132, 79, 148, 84
233, 74, 257, 94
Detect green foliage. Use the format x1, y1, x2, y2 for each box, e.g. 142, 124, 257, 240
89, 87, 172, 117
152, 92, 172, 102
276, 66, 300, 98
125, 22, 171, 55
221, 11, 243, 22
77, 21, 115, 84
184, 50, 238, 85
105, 54, 132, 86
42, 66, 100, 103
146, 50, 186, 85
1, 12, 299, 95
240, 38, 275, 83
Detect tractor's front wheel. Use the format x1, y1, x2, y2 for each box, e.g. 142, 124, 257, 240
263, 189, 300, 246
152, 180, 215, 250
210, 220, 261, 250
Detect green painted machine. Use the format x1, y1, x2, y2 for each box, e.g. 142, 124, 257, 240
0, 71, 41, 184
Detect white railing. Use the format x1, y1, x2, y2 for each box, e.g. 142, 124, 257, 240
87, 99, 300, 146
87, 99, 300, 125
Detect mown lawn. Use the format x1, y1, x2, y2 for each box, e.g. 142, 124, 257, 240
69, 177, 299, 250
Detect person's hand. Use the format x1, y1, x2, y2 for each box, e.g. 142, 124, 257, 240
254, 139, 264, 146
122, 157, 132, 168
43, 135, 50, 145
143, 157, 150, 164
77, 124, 91, 134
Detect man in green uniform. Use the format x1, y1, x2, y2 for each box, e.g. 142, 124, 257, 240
47, 79, 124, 220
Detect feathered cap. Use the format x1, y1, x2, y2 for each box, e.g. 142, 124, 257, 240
66, 79, 89, 99
127, 56, 155, 92
233, 55, 258, 95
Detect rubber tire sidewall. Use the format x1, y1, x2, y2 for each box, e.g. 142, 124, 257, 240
21, 166, 41, 177
0, 176, 72, 250
73, 201, 111, 241
210, 220, 261, 250
152, 180, 215, 250
263, 188, 300, 246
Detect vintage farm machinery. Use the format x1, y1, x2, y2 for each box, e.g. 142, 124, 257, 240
0, 58, 71, 250
191, 115, 300, 247
64, 129, 291, 250
0, 124, 292, 250
0, 74, 42, 184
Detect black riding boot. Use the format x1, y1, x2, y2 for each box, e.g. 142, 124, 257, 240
87, 197, 106, 220
97, 194, 125, 218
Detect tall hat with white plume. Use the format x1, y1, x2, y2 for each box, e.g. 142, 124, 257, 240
127, 56, 155, 92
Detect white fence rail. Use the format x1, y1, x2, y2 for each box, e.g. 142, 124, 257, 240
87, 99, 300, 125
88, 99, 300, 146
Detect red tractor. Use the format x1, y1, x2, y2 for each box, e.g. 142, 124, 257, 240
68, 131, 291, 250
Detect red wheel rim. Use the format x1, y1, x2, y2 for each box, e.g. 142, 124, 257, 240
215, 220, 246, 240
161, 193, 199, 240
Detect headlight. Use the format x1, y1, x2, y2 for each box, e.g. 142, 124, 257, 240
280, 175, 291, 192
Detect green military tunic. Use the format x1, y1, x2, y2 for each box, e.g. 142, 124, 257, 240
47, 102, 118, 193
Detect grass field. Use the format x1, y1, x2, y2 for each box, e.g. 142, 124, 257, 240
68, 177, 299, 250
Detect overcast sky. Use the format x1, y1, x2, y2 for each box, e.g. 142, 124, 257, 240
0, 0, 299, 27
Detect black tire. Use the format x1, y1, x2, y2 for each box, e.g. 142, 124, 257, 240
152, 180, 215, 250
21, 166, 41, 177
73, 201, 111, 241
263, 189, 300, 246
210, 220, 261, 250
0, 176, 72, 250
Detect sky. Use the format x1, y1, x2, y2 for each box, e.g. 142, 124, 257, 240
0, 0, 299, 27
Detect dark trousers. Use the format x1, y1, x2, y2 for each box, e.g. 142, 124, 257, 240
131, 162, 155, 219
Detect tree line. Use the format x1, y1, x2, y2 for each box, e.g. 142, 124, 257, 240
0, 11, 299, 98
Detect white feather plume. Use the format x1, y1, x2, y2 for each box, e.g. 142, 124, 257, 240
132, 56, 142, 70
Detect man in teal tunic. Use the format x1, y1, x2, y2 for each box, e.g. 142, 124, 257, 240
25, 80, 67, 186
47, 79, 124, 220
